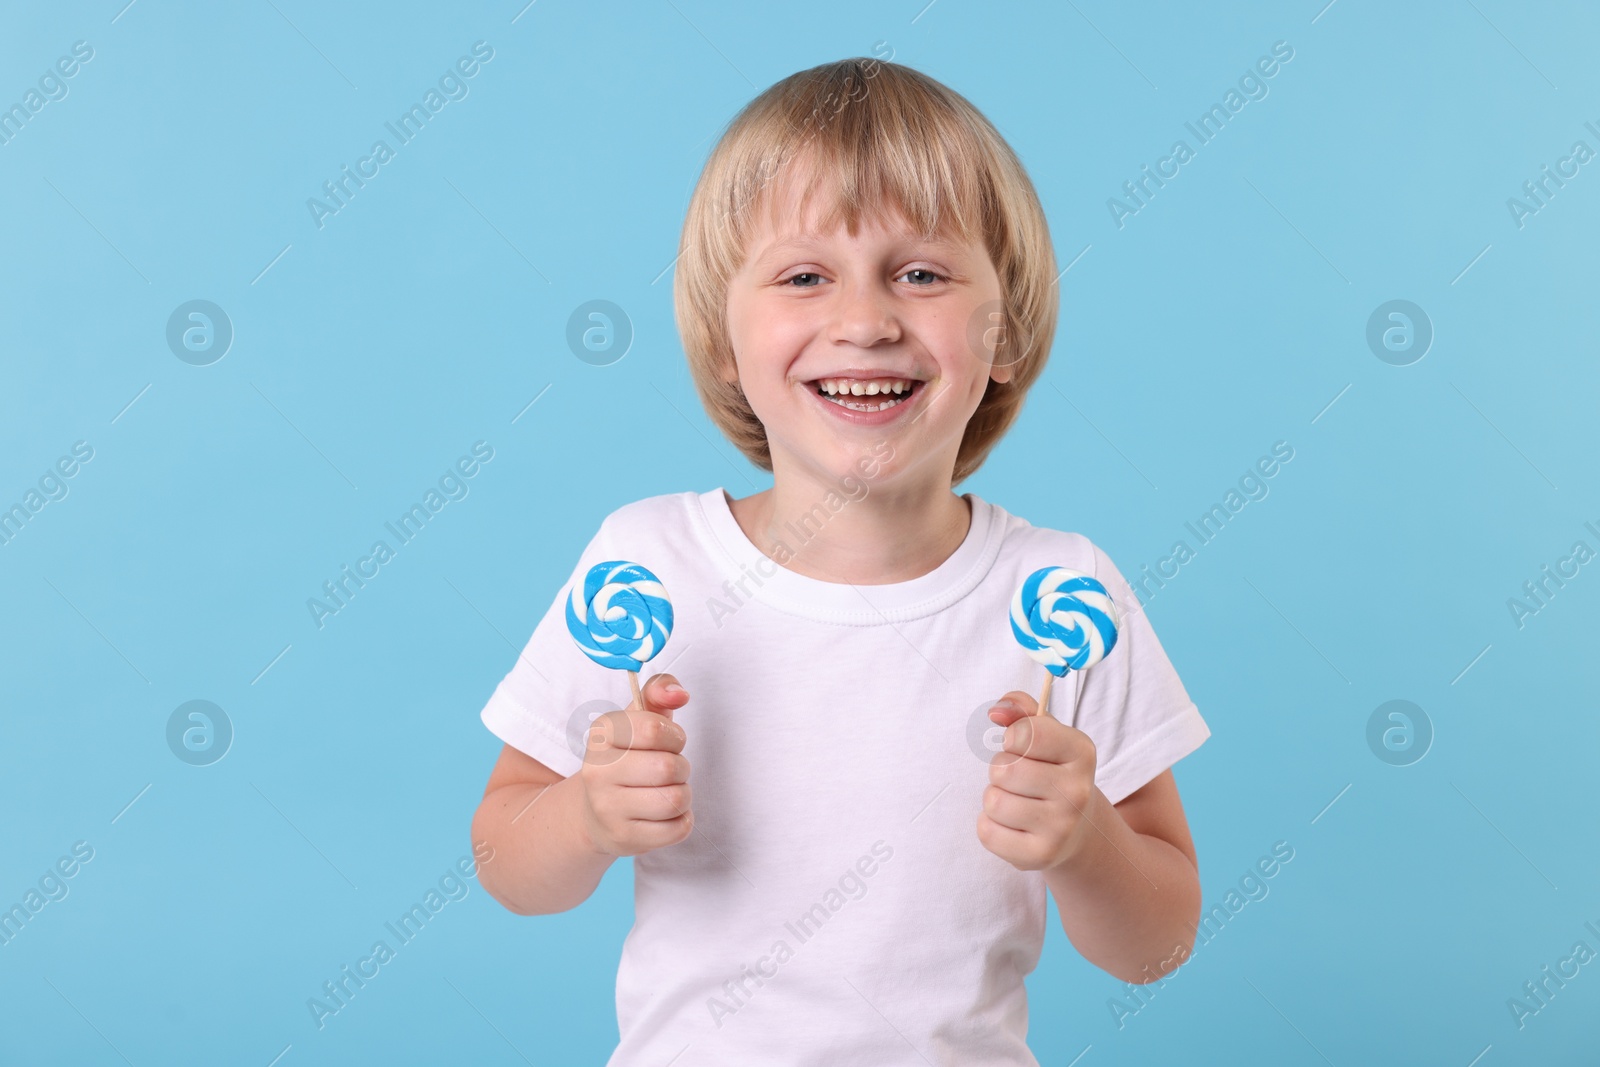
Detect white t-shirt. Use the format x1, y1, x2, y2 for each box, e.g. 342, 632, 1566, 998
479, 487, 1209, 1066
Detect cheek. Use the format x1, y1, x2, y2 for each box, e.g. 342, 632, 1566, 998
935, 304, 995, 386
958, 365, 994, 413
740, 327, 817, 401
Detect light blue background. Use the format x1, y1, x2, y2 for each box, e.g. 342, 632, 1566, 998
3, 1, 1597, 1064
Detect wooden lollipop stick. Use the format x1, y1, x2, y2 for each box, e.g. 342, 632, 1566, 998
1036, 671, 1054, 717
628, 670, 643, 710
1038, 669, 1090, 728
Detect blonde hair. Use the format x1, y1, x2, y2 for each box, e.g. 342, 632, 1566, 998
673, 56, 1059, 486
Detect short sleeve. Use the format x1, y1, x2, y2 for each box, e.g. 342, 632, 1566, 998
1074, 543, 1210, 805
478, 518, 631, 778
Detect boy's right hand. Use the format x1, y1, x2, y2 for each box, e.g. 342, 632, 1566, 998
576, 673, 693, 857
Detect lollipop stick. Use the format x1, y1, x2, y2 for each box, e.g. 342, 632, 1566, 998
1036, 671, 1054, 718
628, 670, 643, 710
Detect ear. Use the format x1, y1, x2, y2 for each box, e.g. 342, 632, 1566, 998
989, 358, 1014, 385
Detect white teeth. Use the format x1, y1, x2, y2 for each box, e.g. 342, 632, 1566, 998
823, 395, 900, 410
815, 377, 915, 396
811, 377, 919, 412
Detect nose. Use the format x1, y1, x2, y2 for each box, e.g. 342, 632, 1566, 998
827, 277, 901, 349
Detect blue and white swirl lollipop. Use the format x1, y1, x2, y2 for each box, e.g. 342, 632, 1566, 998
1009, 566, 1120, 723
565, 560, 673, 706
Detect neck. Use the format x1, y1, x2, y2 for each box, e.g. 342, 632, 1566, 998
728, 455, 971, 585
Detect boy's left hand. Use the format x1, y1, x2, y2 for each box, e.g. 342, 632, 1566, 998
976, 690, 1100, 873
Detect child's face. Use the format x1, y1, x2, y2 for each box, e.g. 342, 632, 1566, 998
724, 177, 1012, 491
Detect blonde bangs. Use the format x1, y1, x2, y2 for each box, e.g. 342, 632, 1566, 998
674, 57, 1058, 485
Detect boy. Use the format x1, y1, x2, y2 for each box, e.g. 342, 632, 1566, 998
471, 56, 1209, 1065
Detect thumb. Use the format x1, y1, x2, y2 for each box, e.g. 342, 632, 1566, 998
635, 672, 689, 719
987, 690, 1038, 728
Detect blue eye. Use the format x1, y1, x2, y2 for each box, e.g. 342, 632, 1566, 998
786, 272, 823, 287
902, 269, 943, 285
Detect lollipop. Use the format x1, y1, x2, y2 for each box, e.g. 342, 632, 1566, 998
564, 560, 673, 707
1009, 566, 1121, 725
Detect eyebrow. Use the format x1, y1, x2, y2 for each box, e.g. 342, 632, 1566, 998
754, 232, 968, 261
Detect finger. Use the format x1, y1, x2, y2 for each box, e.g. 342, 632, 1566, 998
611, 750, 689, 787
999, 712, 1087, 765
987, 691, 1037, 729
617, 781, 692, 821
627, 708, 688, 754
595, 709, 686, 754
975, 814, 1051, 871
987, 753, 1058, 799
637, 672, 689, 719
981, 783, 1049, 833
625, 810, 694, 851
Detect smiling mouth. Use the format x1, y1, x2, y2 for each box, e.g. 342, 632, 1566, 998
808, 376, 923, 412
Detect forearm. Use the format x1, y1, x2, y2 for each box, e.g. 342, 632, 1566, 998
471, 775, 616, 916
1043, 787, 1200, 983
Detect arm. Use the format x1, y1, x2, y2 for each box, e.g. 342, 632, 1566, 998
979, 695, 1201, 984
470, 672, 694, 916
471, 744, 616, 916
1041, 769, 1200, 984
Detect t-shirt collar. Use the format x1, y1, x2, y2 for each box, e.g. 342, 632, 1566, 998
691, 486, 1005, 624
